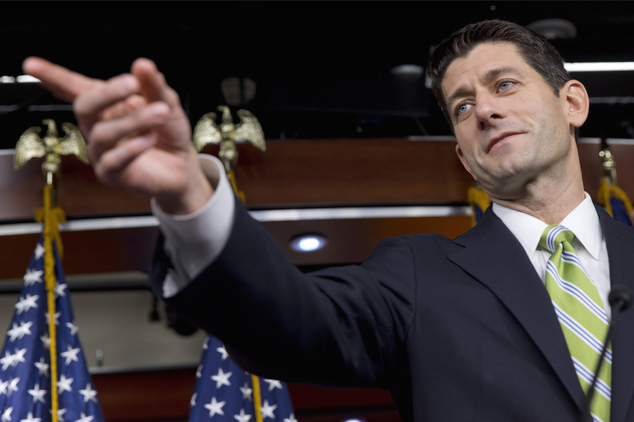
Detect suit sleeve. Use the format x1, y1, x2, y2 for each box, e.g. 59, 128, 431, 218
150, 195, 417, 389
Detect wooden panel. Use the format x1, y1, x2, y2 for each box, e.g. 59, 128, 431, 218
92, 367, 396, 422
207, 139, 472, 206
2, 138, 633, 222
92, 368, 194, 421
0, 227, 158, 280
2, 138, 471, 221
2, 137, 631, 280
0, 154, 149, 221
268, 215, 471, 266
578, 141, 634, 199
0, 216, 470, 280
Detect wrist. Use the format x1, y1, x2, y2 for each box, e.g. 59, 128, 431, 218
155, 158, 215, 216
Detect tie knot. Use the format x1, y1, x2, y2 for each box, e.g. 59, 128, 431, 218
539, 225, 576, 253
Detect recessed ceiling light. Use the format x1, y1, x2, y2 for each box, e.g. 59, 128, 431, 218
564, 62, 634, 72
391, 64, 424, 76
526, 19, 577, 40
290, 234, 327, 252
0, 75, 41, 84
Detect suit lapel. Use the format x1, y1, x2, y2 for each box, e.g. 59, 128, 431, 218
448, 208, 586, 409
598, 206, 634, 422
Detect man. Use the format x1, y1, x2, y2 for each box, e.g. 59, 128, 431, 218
23, 20, 634, 422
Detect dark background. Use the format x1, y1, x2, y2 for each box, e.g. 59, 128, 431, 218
1, 1, 634, 147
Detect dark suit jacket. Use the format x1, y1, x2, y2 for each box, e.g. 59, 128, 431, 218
150, 197, 634, 422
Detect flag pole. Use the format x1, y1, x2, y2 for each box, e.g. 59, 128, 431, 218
468, 181, 490, 227
598, 138, 634, 224
14, 119, 87, 422
226, 163, 263, 422
226, 170, 263, 422
193, 106, 267, 422
42, 172, 60, 422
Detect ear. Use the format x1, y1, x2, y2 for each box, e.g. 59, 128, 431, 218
561, 80, 589, 129
455, 143, 477, 181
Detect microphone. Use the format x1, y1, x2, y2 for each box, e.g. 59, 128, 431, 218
582, 285, 632, 422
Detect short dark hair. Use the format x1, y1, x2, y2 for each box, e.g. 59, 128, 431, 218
427, 19, 572, 132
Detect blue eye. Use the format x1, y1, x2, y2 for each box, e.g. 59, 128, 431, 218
499, 81, 514, 91
456, 103, 472, 116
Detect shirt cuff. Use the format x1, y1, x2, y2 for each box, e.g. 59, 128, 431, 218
151, 154, 235, 298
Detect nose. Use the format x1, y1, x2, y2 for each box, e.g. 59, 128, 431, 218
474, 92, 505, 130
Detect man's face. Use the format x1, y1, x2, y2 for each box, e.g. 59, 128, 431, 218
441, 42, 574, 197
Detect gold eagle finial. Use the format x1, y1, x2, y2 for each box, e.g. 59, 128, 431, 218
14, 119, 89, 174
193, 106, 265, 172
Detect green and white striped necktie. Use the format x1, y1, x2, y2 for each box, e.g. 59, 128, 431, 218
540, 225, 610, 422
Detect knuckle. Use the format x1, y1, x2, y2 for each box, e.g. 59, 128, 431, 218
168, 88, 180, 104
94, 156, 118, 185
72, 96, 88, 118
89, 124, 107, 144
93, 163, 108, 184
85, 144, 97, 163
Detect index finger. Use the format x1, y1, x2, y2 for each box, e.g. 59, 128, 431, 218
22, 57, 101, 102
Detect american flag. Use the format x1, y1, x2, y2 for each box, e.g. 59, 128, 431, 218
0, 237, 104, 422
189, 335, 295, 422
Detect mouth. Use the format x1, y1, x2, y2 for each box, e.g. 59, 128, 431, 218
486, 132, 521, 153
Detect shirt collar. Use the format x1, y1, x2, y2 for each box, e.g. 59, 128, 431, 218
492, 193, 602, 260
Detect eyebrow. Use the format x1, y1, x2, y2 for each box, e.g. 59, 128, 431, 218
445, 66, 524, 111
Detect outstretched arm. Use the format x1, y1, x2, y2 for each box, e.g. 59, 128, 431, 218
22, 57, 213, 215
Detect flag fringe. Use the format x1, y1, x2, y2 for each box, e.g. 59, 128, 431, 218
468, 183, 491, 227
598, 177, 634, 222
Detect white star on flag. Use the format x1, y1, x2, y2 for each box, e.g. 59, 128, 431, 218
1, 349, 26, 370
54, 282, 67, 298
234, 408, 252, 422
34, 357, 49, 376
203, 337, 209, 350
27, 383, 46, 404
19, 412, 40, 422
261, 400, 278, 420
23, 269, 43, 286
66, 322, 79, 336
40, 334, 51, 349
75, 413, 94, 422
196, 364, 203, 378
7, 321, 33, 342
188, 335, 295, 422
216, 345, 229, 360
61, 344, 81, 365
79, 383, 98, 403
56, 408, 67, 422
211, 368, 232, 389
57, 374, 73, 394
264, 379, 283, 392
0, 352, 14, 371
5, 238, 106, 421
204, 397, 226, 417
34, 243, 45, 259
13, 349, 26, 366
8, 378, 19, 395
0, 349, 20, 371
45, 311, 61, 326
1, 407, 11, 422
240, 382, 253, 401
15, 294, 38, 314
284, 413, 298, 422
190, 392, 197, 407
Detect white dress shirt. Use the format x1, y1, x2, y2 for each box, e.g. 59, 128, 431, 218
492, 194, 612, 318
153, 155, 613, 318
152, 155, 235, 297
